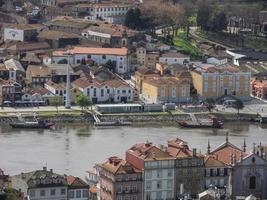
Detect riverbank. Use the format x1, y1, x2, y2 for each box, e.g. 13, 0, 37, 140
0, 110, 260, 124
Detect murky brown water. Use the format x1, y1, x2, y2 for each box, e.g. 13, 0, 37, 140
0, 122, 266, 179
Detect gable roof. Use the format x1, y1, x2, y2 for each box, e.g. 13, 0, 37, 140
67, 175, 88, 189
210, 141, 245, 165
98, 156, 141, 175
167, 138, 203, 158
204, 155, 228, 167
127, 142, 174, 161
4, 59, 25, 72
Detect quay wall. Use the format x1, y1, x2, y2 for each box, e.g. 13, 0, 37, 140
0, 112, 260, 124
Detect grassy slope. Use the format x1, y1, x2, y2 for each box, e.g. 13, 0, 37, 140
173, 30, 203, 60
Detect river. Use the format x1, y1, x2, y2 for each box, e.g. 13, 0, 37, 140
0, 122, 266, 179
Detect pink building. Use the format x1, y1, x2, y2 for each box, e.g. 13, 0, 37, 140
97, 156, 142, 200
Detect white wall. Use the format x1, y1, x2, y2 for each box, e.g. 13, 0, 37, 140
159, 56, 190, 65
4, 28, 24, 42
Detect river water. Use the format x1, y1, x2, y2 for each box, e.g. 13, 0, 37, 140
0, 122, 266, 179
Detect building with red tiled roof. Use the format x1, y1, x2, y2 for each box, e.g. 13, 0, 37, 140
167, 138, 205, 196
67, 175, 89, 200
72, 69, 134, 104
159, 52, 190, 65
26, 65, 52, 87
209, 135, 246, 165
52, 47, 130, 74
126, 142, 176, 200
97, 156, 142, 200
204, 155, 230, 191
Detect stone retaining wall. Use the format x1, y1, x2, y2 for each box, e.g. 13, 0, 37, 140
0, 112, 259, 124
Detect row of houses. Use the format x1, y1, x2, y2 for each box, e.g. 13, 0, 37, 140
0, 166, 94, 200
96, 137, 267, 200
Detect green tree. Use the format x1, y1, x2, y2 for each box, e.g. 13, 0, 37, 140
105, 60, 116, 72
210, 11, 228, 32
205, 98, 216, 112
197, 1, 212, 31
50, 96, 63, 113
125, 8, 142, 30
233, 99, 244, 115
76, 94, 92, 112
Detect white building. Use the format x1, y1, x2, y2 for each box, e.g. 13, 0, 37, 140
3, 24, 42, 42
72, 76, 134, 103
84, 3, 136, 24
159, 52, 190, 65
52, 47, 130, 74
11, 167, 68, 200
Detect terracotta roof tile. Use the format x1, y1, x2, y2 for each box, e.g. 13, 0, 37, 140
53, 47, 128, 56
210, 141, 246, 165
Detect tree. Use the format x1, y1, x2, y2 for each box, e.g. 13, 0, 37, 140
205, 98, 216, 112
50, 96, 63, 113
76, 94, 92, 112
105, 60, 116, 72
197, 1, 212, 31
124, 8, 142, 30
210, 11, 228, 32
233, 99, 244, 115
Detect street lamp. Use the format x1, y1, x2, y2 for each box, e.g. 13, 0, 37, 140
64, 50, 71, 109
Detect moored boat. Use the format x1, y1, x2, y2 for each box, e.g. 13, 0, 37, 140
177, 115, 223, 128
9, 113, 54, 129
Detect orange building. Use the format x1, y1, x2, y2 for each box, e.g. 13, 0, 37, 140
251, 72, 267, 100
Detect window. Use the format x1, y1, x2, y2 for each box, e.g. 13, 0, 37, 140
128, 90, 131, 93
61, 188, 66, 195
167, 180, 172, 188
146, 181, 152, 190
156, 181, 162, 189
117, 90, 120, 94
122, 90, 126, 94
249, 176, 256, 189
87, 55, 91, 59
40, 190, 45, 196
145, 171, 152, 179
69, 191, 74, 198
107, 89, 110, 94
156, 191, 162, 199
50, 189, 56, 196
29, 190, 35, 197
93, 88, 96, 97
157, 170, 162, 178
83, 190, 88, 197
76, 190, 81, 198
77, 59, 81, 64
146, 192, 151, 200
167, 170, 172, 177
101, 89, 104, 97
102, 55, 106, 59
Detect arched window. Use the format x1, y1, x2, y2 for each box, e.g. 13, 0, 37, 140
58, 59, 68, 64
249, 176, 256, 189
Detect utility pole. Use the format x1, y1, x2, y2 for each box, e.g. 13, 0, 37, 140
65, 51, 71, 109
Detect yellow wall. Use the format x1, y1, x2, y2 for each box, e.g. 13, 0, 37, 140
142, 82, 158, 100
191, 71, 203, 95
191, 71, 250, 99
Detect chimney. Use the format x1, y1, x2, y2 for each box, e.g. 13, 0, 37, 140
193, 148, 197, 157
43, 166, 47, 171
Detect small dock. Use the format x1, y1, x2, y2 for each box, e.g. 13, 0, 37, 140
92, 114, 132, 126
259, 114, 267, 123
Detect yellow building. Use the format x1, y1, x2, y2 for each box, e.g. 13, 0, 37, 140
190, 64, 251, 100
141, 75, 191, 103
133, 68, 160, 94
136, 46, 146, 66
